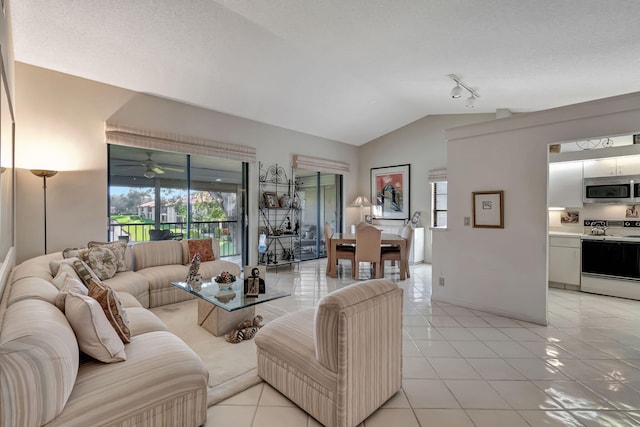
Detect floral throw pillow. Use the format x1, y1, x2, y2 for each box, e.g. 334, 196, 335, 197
187, 238, 215, 262
88, 241, 128, 272
83, 246, 118, 280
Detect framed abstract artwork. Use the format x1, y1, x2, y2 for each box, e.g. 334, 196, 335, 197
370, 164, 410, 220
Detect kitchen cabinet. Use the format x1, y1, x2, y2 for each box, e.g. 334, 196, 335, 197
615, 155, 640, 175
549, 235, 581, 290
583, 158, 617, 177
548, 162, 583, 207
583, 156, 640, 178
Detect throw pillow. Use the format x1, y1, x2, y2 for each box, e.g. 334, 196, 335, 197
87, 241, 128, 272
88, 279, 131, 343
72, 259, 100, 287
64, 292, 126, 363
51, 262, 82, 290
187, 238, 215, 262
83, 246, 118, 280
50, 257, 81, 276
55, 275, 88, 311
62, 247, 89, 260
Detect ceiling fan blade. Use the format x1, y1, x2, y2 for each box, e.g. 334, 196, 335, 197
162, 166, 184, 172
152, 167, 165, 174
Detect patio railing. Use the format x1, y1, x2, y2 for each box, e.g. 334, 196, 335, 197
108, 220, 241, 257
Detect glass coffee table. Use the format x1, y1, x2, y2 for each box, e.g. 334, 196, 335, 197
171, 279, 290, 337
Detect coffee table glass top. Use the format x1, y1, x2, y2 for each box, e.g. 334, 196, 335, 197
170, 279, 290, 312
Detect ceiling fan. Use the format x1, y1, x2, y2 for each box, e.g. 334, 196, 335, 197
114, 153, 184, 178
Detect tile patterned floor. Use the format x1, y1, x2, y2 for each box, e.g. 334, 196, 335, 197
206, 260, 640, 426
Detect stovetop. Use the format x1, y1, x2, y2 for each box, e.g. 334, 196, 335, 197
584, 219, 640, 227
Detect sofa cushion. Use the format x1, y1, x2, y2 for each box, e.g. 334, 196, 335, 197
83, 246, 118, 280
44, 331, 208, 427
187, 238, 215, 262
0, 299, 79, 426
103, 271, 150, 309
8, 276, 59, 307
55, 275, 88, 311
88, 240, 128, 272
198, 260, 241, 282
10, 252, 60, 283
132, 240, 184, 271
136, 264, 192, 307
64, 292, 126, 363
126, 307, 169, 336
88, 279, 131, 343
115, 291, 143, 309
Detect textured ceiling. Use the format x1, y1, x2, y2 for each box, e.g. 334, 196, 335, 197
10, 0, 640, 145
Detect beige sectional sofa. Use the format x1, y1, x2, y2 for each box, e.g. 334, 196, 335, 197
0, 238, 241, 427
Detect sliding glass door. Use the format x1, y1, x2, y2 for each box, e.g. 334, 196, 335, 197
296, 170, 343, 260
108, 145, 247, 265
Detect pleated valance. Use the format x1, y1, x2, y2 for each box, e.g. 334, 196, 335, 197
427, 168, 447, 183
105, 122, 256, 163
292, 154, 350, 174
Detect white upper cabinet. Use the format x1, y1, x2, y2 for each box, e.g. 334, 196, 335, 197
583, 156, 640, 178
549, 161, 583, 207
616, 155, 640, 175
583, 158, 617, 177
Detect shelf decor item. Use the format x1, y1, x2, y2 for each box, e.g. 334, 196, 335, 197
472, 190, 504, 228
370, 164, 410, 220
263, 191, 280, 208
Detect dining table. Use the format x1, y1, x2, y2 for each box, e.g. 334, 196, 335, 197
327, 232, 408, 280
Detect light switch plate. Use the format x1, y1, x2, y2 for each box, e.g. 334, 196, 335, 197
464, 217, 470, 226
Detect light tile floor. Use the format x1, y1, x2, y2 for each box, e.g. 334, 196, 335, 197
206, 260, 640, 426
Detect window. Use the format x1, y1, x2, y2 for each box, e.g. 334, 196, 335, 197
432, 181, 447, 228
108, 145, 247, 265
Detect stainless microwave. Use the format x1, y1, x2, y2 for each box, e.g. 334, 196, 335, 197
583, 175, 640, 204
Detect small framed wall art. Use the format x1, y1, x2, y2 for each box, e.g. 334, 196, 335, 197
472, 190, 504, 228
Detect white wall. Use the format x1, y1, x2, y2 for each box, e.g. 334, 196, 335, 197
359, 113, 496, 262
15, 63, 359, 263
433, 92, 640, 325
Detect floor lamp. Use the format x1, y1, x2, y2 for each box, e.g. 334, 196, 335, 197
350, 195, 372, 223
30, 169, 58, 254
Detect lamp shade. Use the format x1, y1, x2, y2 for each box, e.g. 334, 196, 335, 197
350, 196, 372, 207
30, 169, 58, 178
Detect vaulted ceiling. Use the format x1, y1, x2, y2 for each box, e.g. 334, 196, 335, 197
10, 0, 640, 145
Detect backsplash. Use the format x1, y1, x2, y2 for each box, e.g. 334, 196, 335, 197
549, 204, 640, 236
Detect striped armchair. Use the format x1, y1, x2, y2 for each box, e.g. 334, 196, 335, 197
255, 279, 403, 427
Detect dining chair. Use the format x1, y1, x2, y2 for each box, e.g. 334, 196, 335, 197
355, 224, 382, 279
381, 224, 414, 278
324, 222, 355, 277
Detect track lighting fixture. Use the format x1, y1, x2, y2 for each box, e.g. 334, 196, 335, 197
448, 74, 479, 107
450, 83, 462, 98
466, 95, 476, 107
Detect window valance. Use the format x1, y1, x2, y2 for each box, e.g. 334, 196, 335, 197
105, 123, 256, 163
292, 154, 350, 174
428, 168, 447, 183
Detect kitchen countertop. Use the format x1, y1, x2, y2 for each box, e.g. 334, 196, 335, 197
550, 231, 640, 242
